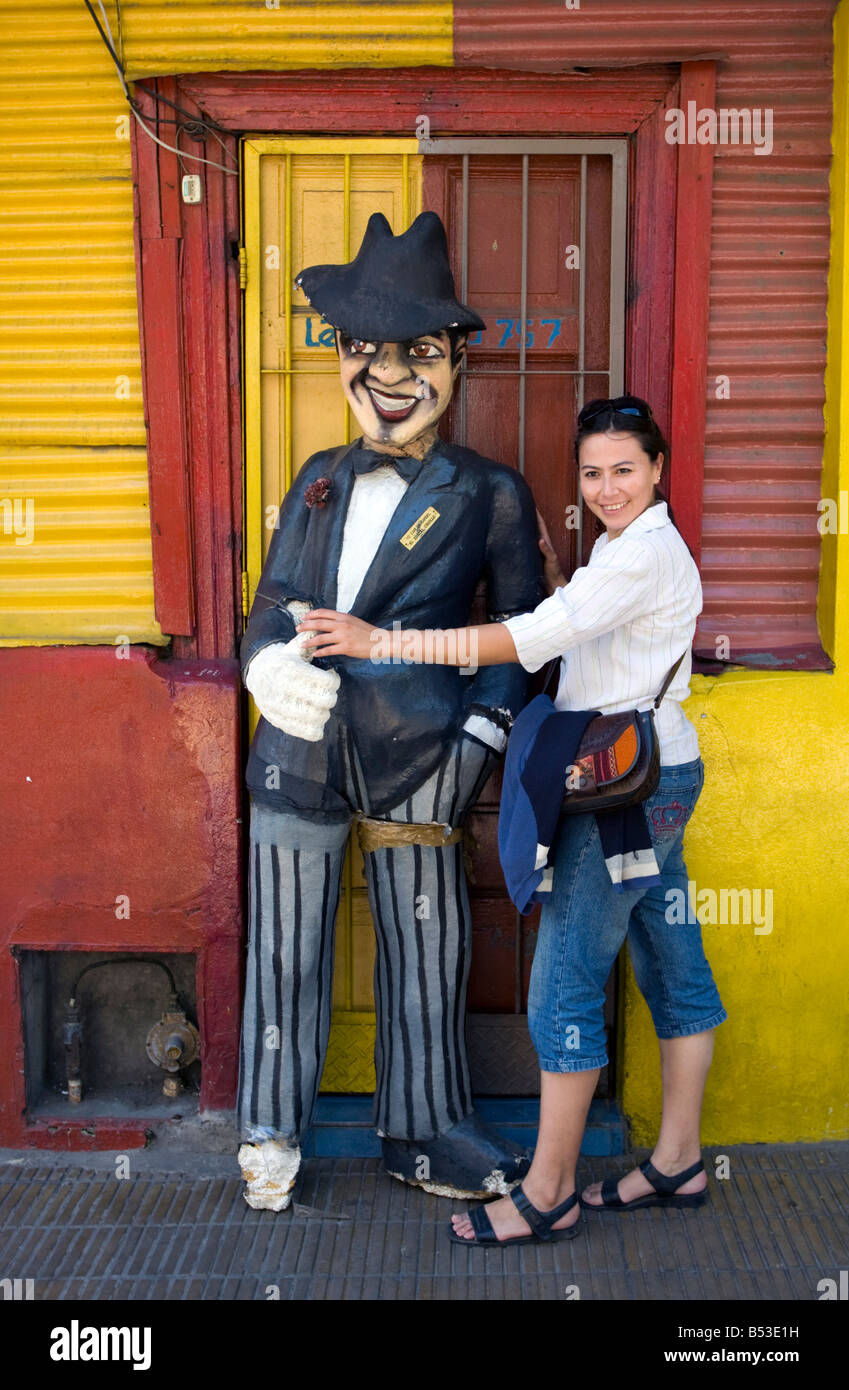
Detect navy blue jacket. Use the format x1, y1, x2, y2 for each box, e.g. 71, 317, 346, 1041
241, 437, 544, 818
497, 696, 598, 914
498, 695, 661, 912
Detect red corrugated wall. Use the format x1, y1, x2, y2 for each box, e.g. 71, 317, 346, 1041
455, 0, 836, 666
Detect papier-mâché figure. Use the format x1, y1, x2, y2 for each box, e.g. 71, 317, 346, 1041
237, 211, 543, 1210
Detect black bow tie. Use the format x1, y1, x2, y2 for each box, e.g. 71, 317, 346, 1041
351, 447, 424, 486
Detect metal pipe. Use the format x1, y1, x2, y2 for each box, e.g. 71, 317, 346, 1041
344, 152, 355, 1007
64, 959, 181, 1104
460, 153, 469, 447
518, 154, 529, 476
284, 152, 293, 490
343, 154, 352, 447
576, 154, 588, 565
608, 143, 628, 397
261, 367, 613, 377
63, 1001, 81, 1103
70, 957, 177, 998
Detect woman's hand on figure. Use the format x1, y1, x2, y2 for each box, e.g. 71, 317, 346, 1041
536, 508, 567, 594
297, 610, 379, 660
297, 611, 520, 667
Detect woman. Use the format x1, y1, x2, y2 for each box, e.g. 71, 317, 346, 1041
296, 395, 727, 1246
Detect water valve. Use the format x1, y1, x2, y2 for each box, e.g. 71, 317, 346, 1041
146, 995, 200, 1097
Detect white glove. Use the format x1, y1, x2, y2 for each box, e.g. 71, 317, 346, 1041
462, 712, 508, 753
245, 633, 340, 742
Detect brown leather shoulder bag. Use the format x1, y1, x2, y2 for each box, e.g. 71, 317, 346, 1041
541, 653, 687, 815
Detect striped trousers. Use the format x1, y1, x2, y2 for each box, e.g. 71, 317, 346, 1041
237, 729, 496, 1144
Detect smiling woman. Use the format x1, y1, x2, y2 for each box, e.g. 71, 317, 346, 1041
575, 396, 668, 541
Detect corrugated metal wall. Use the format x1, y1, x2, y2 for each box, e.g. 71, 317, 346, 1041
453, 0, 836, 660
0, 2, 157, 643
119, 1, 453, 77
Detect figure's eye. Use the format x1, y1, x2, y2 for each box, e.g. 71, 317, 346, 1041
341, 335, 378, 355
409, 341, 442, 359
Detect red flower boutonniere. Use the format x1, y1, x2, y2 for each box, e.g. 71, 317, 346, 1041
304, 477, 332, 509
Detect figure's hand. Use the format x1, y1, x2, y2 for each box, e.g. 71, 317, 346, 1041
245, 639, 340, 741
536, 508, 567, 594
461, 712, 507, 754
297, 610, 380, 661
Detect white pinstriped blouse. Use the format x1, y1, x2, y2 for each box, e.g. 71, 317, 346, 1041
502, 501, 702, 766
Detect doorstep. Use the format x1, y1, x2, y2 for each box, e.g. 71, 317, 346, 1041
300, 1096, 627, 1157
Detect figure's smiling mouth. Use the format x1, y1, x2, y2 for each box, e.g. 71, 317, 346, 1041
366, 386, 420, 422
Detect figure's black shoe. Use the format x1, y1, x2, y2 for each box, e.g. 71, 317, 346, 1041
381, 1111, 532, 1198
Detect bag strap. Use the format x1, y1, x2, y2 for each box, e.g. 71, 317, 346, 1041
541, 658, 561, 699
653, 651, 687, 709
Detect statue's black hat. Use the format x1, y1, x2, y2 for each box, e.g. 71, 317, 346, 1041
295, 211, 486, 342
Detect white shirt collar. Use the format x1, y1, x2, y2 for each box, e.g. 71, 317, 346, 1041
595, 499, 669, 549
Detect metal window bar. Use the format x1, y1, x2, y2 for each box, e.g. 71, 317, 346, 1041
518, 154, 529, 474
577, 153, 588, 559
459, 153, 470, 445
284, 153, 293, 492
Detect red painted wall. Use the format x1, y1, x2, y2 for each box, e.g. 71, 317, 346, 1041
0, 647, 243, 1148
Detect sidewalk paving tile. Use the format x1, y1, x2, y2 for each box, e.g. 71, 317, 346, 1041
0, 1146, 846, 1300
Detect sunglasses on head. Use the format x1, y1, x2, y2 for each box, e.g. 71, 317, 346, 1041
578, 399, 654, 425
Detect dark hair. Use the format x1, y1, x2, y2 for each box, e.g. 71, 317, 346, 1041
575, 393, 685, 533
575, 394, 668, 470
445, 326, 469, 366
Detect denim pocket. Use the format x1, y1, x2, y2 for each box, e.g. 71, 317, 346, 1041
644, 764, 703, 842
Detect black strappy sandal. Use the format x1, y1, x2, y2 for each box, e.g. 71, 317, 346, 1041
580, 1157, 708, 1213
448, 1184, 581, 1246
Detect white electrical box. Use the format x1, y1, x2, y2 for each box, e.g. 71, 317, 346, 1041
181, 175, 202, 204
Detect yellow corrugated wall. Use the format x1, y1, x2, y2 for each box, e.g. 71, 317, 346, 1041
119, 1, 453, 77
0, 1, 451, 645
0, 2, 159, 643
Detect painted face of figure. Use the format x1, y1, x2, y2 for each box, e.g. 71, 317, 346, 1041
577, 430, 663, 540
336, 330, 464, 453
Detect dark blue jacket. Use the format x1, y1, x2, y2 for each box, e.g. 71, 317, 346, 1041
498, 696, 598, 914
241, 437, 544, 818
498, 695, 661, 912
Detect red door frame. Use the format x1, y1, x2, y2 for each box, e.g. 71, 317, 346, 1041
130, 62, 715, 658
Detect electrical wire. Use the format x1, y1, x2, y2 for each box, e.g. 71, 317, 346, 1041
130, 105, 238, 177
83, 0, 239, 177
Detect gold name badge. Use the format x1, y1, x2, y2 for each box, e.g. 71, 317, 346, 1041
400, 506, 440, 551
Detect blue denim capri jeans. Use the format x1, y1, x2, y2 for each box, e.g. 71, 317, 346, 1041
527, 758, 727, 1072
